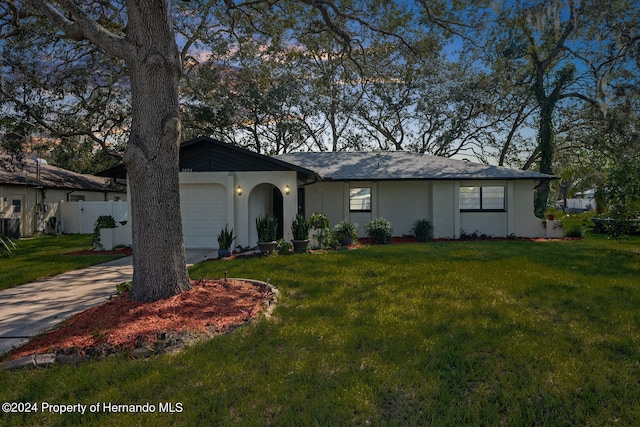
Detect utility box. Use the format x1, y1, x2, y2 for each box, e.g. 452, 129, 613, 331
1, 218, 20, 239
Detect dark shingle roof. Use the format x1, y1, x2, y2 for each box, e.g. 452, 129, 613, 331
275, 151, 556, 181
0, 156, 118, 191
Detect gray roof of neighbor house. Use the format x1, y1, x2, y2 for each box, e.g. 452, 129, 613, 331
275, 151, 556, 181
0, 155, 122, 192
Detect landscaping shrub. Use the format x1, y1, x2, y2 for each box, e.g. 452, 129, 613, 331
309, 213, 331, 248
412, 219, 433, 242
602, 155, 640, 237
276, 238, 292, 255
0, 234, 17, 258
564, 224, 584, 238
116, 281, 132, 294
332, 220, 358, 245
366, 218, 392, 244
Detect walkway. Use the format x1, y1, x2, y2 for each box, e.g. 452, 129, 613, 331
0, 250, 217, 356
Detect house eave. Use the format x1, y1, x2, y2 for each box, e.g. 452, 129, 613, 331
319, 176, 558, 182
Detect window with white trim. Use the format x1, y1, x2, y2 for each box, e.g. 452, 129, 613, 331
349, 187, 371, 212
460, 186, 505, 211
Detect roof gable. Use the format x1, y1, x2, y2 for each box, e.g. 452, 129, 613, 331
180, 136, 309, 173
275, 151, 556, 181
98, 137, 319, 180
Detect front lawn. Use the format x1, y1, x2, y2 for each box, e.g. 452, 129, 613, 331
0, 234, 127, 291
1, 236, 639, 426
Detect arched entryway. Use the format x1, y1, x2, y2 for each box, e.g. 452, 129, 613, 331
248, 183, 284, 245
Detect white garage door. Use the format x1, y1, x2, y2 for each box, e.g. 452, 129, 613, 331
180, 184, 227, 249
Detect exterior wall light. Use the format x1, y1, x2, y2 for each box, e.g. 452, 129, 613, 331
236, 186, 243, 196
284, 185, 290, 195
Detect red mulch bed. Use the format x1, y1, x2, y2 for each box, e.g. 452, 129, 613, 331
357, 236, 419, 245
5, 279, 275, 361
65, 247, 133, 256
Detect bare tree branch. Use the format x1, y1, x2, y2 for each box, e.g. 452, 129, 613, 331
24, 0, 129, 59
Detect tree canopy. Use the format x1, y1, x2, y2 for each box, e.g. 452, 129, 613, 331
1, 0, 639, 267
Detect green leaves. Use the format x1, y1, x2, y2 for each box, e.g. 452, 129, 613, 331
604, 155, 640, 235
0, 234, 17, 258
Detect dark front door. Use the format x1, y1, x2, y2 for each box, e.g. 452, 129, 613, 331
297, 187, 305, 216
273, 188, 284, 239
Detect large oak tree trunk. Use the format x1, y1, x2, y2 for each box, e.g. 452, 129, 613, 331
124, 0, 190, 301
534, 102, 555, 218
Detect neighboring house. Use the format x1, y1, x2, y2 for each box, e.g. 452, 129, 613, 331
99, 136, 560, 250
559, 189, 597, 212
0, 155, 127, 238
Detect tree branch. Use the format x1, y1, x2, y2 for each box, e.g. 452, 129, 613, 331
299, 0, 351, 48
25, 0, 129, 60
560, 91, 598, 106
0, 0, 22, 39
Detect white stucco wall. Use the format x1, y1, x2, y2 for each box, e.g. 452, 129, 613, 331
179, 170, 298, 249
305, 181, 345, 224
509, 180, 547, 237
377, 181, 430, 236
431, 181, 456, 238
302, 179, 550, 240
94, 174, 552, 252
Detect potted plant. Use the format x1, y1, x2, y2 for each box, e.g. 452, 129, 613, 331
309, 212, 331, 249
93, 215, 117, 250
412, 219, 433, 242
291, 214, 311, 253
332, 220, 358, 246
256, 214, 278, 254
366, 218, 392, 244
217, 224, 236, 258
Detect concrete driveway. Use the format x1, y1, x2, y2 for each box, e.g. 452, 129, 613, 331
0, 250, 217, 356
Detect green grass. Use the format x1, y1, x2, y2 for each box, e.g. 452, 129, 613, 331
1, 236, 639, 426
0, 234, 126, 291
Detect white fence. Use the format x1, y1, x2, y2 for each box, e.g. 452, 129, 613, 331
60, 201, 129, 234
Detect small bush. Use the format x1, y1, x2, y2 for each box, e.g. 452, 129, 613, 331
459, 229, 491, 240
276, 238, 292, 255
564, 224, 584, 238
309, 213, 331, 248
412, 219, 433, 242
366, 218, 392, 244
116, 281, 132, 294
332, 220, 358, 245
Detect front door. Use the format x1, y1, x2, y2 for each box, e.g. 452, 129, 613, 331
297, 187, 305, 216
273, 188, 283, 239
